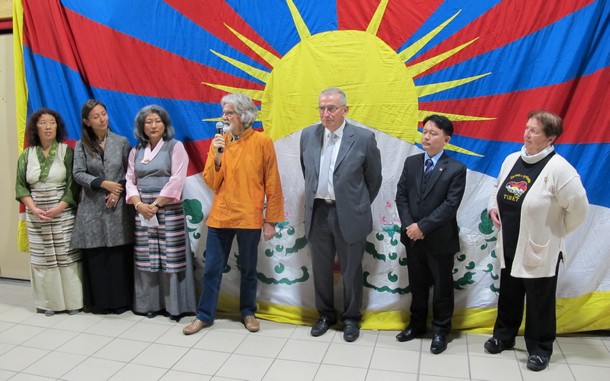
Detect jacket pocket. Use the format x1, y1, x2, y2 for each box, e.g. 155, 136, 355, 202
523, 239, 550, 267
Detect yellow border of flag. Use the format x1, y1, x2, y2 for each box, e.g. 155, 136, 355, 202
13, 0, 29, 252
218, 291, 610, 332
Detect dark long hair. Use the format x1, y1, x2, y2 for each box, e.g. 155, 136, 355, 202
80, 99, 109, 155
25, 108, 67, 147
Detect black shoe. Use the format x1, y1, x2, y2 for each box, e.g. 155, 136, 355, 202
430, 334, 447, 354
311, 316, 336, 337
343, 320, 360, 342
527, 354, 549, 371
113, 307, 129, 315
146, 311, 158, 319
396, 327, 426, 342
484, 337, 516, 354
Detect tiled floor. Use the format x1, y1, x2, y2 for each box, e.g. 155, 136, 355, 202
0, 278, 608, 381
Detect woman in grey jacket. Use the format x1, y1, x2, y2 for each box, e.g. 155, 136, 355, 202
483, 110, 588, 371
71, 99, 135, 314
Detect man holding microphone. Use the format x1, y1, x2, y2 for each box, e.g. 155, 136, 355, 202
183, 93, 284, 335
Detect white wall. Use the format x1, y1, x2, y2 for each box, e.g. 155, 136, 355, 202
0, 32, 29, 279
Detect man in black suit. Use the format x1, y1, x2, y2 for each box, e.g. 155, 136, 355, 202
395, 114, 467, 354
300, 87, 382, 342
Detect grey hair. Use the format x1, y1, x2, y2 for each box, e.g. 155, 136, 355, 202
133, 104, 175, 146
221, 93, 258, 127
319, 87, 347, 106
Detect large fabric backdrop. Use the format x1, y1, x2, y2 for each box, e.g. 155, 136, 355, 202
14, 0, 610, 332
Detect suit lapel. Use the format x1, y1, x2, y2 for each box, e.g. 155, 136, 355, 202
414, 154, 425, 196
312, 124, 325, 177
334, 123, 355, 172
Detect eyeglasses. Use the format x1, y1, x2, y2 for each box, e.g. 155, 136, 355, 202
317, 105, 344, 114
222, 111, 236, 117
37, 121, 57, 127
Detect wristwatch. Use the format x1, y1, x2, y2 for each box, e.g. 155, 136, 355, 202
152, 201, 160, 208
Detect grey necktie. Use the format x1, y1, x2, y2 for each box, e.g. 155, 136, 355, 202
317, 132, 338, 198
424, 158, 434, 175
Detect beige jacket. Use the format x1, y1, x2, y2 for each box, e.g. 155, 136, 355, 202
488, 152, 589, 278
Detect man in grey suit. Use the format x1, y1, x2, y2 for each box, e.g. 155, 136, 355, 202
300, 87, 382, 342
395, 114, 467, 354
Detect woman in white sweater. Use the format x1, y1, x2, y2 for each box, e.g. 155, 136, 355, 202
483, 110, 588, 371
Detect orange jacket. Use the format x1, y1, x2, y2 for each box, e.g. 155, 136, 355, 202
203, 128, 284, 229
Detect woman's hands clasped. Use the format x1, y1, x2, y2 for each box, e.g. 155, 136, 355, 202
102, 180, 124, 209
138, 203, 158, 221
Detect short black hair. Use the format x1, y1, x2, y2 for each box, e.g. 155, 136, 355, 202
422, 114, 454, 137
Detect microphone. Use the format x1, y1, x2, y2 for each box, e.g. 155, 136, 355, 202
215, 121, 224, 153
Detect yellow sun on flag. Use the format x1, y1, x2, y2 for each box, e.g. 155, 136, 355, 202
203, 0, 493, 156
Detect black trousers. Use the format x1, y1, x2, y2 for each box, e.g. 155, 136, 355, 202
82, 245, 134, 312
406, 242, 455, 335
308, 200, 366, 322
493, 255, 561, 357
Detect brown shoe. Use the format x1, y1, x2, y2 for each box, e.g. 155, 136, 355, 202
182, 318, 210, 335
243, 315, 260, 332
